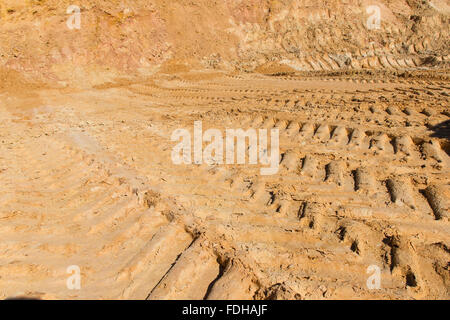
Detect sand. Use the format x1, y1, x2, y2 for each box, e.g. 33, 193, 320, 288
0, 0, 448, 300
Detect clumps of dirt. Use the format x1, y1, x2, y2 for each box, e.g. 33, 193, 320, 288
255, 283, 302, 300
142, 190, 161, 208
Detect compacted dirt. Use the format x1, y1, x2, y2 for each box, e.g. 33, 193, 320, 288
0, 1, 449, 300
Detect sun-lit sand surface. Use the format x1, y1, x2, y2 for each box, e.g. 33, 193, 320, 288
0, 0, 448, 299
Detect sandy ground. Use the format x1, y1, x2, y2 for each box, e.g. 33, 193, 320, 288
0, 70, 448, 299
0, 0, 449, 300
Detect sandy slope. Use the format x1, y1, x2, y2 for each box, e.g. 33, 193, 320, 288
0, 0, 448, 84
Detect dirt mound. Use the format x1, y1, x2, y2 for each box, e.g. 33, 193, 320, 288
0, 0, 448, 86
